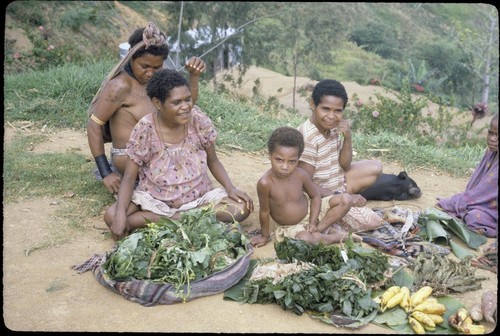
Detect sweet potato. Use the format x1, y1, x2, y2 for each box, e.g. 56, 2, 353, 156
469, 303, 483, 322
481, 290, 497, 323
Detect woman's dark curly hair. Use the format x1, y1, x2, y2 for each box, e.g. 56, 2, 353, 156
146, 69, 189, 103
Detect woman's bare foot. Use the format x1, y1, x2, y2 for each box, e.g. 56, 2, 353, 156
352, 194, 367, 207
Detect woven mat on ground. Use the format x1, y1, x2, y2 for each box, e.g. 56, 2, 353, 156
357, 207, 450, 258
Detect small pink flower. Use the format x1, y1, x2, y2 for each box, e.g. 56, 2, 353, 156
356, 100, 363, 107
413, 84, 425, 92
47, 45, 55, 50
372, 111, 380, 118
38, 26, 45, 31
13, 52, 21, 59
398, 117, 403, 123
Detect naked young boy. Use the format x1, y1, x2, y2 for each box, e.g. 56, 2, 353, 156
251, 127, 361, 248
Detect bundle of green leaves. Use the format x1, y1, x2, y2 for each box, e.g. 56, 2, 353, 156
239, 238, 390, 326
102, 207, 249, 294
274, 238, 390, 284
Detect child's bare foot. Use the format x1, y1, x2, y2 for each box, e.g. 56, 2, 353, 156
352, 194, 367, 207
327, 225, 363, 243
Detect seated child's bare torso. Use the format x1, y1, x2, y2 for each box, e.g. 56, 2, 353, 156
265, 169, 310, 226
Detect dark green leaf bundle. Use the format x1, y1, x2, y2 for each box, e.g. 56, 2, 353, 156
238, 238, 390, 324
241, 262, 379, 319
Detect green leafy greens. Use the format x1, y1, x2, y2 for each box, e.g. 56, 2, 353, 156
239, 238, 390, 327
102, 207, 249, 298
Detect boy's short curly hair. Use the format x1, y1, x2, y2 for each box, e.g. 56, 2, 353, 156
146, 69, 189, 102
312, 79, 348, 108
129, 27, 169, 60
267, 127, 305, 157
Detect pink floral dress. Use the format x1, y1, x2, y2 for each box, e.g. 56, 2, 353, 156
126, 106, 221, 210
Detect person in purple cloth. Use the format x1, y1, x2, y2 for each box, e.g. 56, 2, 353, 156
436, 113, 498, 237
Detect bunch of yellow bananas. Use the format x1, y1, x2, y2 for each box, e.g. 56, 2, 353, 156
407, 286, 446, 334
378, 285, 402, 312
448, 307, 486, 334
378, 285, 447, 334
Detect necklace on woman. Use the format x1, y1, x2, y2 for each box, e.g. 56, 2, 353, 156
156, 112, 187, 149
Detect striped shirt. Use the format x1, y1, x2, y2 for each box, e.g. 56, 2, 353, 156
297, 118, 346, 193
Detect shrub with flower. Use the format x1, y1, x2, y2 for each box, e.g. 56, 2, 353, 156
413, 84, 425, 92
344, 80, 464, 146
343, 80, 485, 148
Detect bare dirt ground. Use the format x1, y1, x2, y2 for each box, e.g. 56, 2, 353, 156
3, 68, 497, 333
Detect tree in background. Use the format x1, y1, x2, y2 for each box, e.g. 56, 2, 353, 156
446, 3, 498, 112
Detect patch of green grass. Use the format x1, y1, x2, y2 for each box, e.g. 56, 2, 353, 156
197, 85, 306, 152
4, 133, 114, 220
4, 59, 115, 130
353, 132, 483, 177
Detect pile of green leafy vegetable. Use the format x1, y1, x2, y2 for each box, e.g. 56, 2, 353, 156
238, 238, 390, 327
274, 237, 389, 284
102, 207, 249, 293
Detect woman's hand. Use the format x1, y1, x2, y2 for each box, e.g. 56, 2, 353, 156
227, 186, 254, 212
110, 217, 128, 241
185, 57, 206, 75
103, 172, 121, 194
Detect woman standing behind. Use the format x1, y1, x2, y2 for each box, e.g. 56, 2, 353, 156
104, 69, 253, 241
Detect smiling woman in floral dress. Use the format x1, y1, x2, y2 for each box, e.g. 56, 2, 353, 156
104, 69, 253, 241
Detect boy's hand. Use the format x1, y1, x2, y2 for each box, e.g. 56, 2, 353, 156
337, 119, 352, 139
250, 235, 269, 248
306, 222, 318, 233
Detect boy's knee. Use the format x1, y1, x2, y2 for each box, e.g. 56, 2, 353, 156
339, 193, 353, 208
373, 160, 383, 175
330, 193, 352, 208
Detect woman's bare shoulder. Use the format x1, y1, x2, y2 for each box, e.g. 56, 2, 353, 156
102, 72, 134, 98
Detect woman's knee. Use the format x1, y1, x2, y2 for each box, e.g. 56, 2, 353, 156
215, 201, 250, 223
234, 204, 251, 222
103, 204, 115, 227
